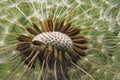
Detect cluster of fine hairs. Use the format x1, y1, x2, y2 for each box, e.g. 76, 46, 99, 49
0, 0, 120, 80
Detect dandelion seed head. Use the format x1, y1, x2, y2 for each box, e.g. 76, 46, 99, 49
0, 0, 120, 80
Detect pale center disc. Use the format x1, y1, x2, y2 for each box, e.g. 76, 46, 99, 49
32, 31, 73, 50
